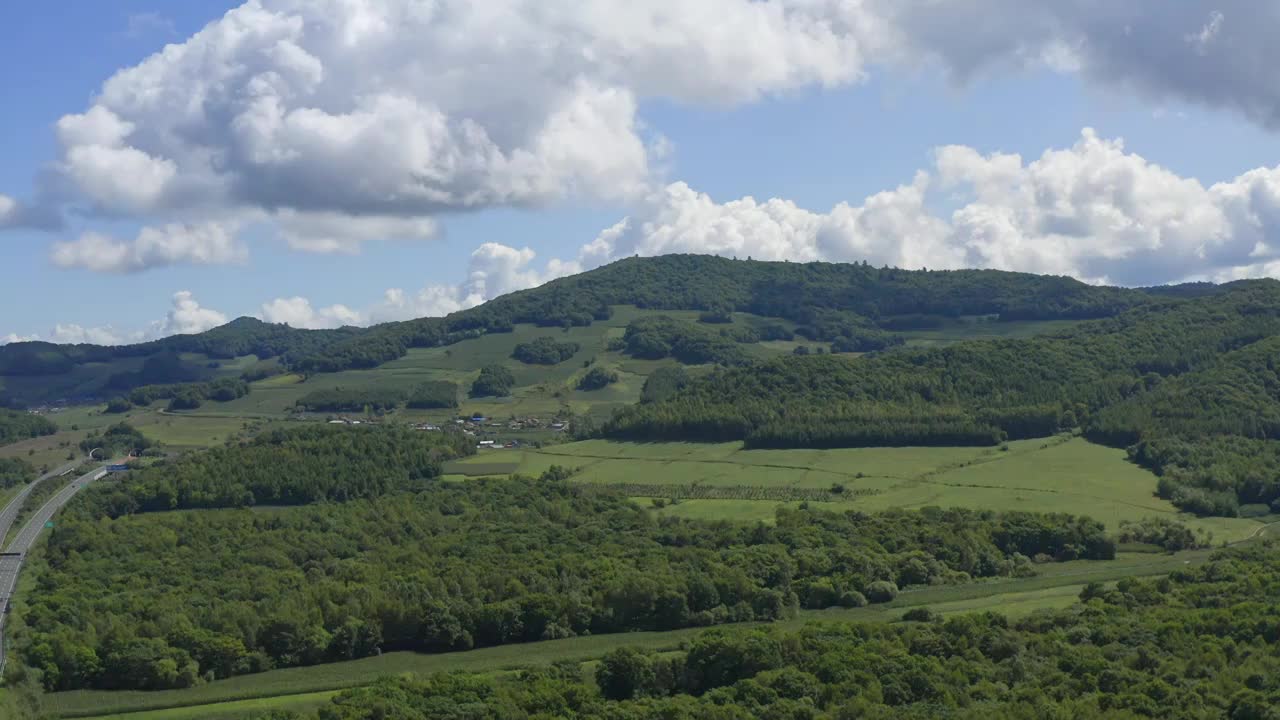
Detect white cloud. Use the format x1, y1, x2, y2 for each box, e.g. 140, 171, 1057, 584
5, 291, 229, 347
0, 333, 36, 346
260, 239, 574, 329
51, 221, 246, 273
578, 129, 1280, 287
48, 0, 880, 233
16, 0, 1280, 264
273, 210, 437, 254
260, 297, 361, 329
48, 324, 132, 346
157, 290, 230, 336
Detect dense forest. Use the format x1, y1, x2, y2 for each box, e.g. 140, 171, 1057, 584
295, 387, 407, 413
261, 541, 1280, 719
16, 431, 1116, 690
0, 456, 36, 489
114, 376, 251, 412
0, 255, 1158, 392
617, 316, 753, 366
76, 425, 471, 514
604, 281, 1280, 516
0, 409, 56, 445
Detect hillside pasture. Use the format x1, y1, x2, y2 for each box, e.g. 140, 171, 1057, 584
454, 436, 1262, 541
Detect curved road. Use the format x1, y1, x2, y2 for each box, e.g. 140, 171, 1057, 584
0, 461, 108, 677
0, 460, 80, 544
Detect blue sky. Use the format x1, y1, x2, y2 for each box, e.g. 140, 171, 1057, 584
3, 1, 1280, 343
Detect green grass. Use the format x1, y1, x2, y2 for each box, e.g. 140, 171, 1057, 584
81, 690, 338, 720
452, 436, 1262, 541
128, 412, 256, 449
50, 548, 1218, 719
898, 317, 1082, 346
195, 307, 804, 425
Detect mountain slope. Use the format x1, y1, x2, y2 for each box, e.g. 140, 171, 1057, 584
1, 255, 1151, 399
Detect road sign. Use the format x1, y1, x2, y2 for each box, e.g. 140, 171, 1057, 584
44, 521, 53, 528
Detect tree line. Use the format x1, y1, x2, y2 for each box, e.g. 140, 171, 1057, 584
75, 425, 472, 516
269, 541, 1280, 719
0, 456, 35, 489
0, 409, 56, 445
112, 377, 251, 413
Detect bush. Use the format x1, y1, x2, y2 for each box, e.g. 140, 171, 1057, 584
105, 397, 132, 414
578, 367, 620, 391
901, 607, 935, 622
838, 591, 867, 608
865, 580, 899, 604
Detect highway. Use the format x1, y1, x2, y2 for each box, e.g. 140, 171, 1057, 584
0, 462, 108, 678
0, 459, 80, 545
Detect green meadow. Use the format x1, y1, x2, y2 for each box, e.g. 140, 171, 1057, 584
448, 436, 1263, 541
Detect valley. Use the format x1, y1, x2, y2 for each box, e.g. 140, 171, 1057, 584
1, 256, 1279, 718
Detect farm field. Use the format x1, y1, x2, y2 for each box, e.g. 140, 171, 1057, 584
448, 436, 1263, 540
82, 690, 339, 720
54, 548, 1219, 719
898, 317, 1082, 346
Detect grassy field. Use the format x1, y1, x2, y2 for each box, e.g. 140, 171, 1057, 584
54, 548, 1220, 719
898, 317, 1082, 346
448, 436, 1263, 541
84, 690, 339, 720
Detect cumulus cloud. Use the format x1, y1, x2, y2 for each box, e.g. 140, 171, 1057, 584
48, 0, 877, 231
4, 291, 229, 347
50, 221, 246, 273
259, 240, 574, 329
17, 0, 1280, 269
156, 290, 230, 336
273, 210, 437, 254
579, 129, 1280, 287
260, 297, 361, 329
874, 2, 1280, 129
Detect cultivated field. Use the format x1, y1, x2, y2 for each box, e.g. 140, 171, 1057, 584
447, 436, 1263, 541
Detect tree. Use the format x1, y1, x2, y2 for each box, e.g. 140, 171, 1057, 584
471, 365, 515, 397
597, 647, 655, 700
577, 367, 619, 391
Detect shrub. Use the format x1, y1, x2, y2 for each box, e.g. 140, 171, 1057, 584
105, 397, 132, 414
901, 607, 935, 622
578, 367, 620, 391
865, 580, 899, 603
838, 591, 867, 608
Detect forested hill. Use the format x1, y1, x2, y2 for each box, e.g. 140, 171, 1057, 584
1, 255, 1154, 389
604, 279, 1280, 518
